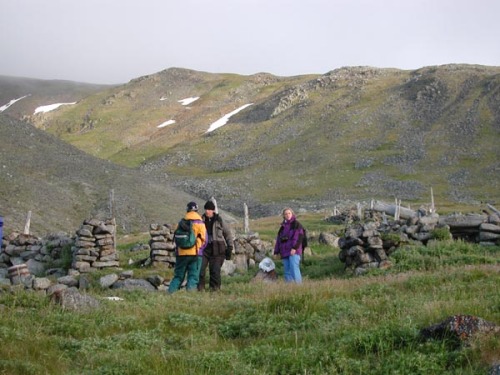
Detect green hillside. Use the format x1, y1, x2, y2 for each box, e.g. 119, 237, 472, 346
4, 64, 500, 218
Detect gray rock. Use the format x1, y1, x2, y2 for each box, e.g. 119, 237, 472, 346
489, 363, 500, 375
33, 277, 52, 290
92, 261, 119, 268
45, 268, 66, 278
319, 232, 339, 247
233, 254, 248, 273
221, 260, 236, 276
120, 270, 134, 279
57, 275, 79, 288
99, 273, 119, 288
111, 278, 156, 291
47, 283, 68, 296
146, 275, 164, 287
51, 288, 100, 311
10, 257, 24, 265
26, 259, 45, 276
421, 315, 500, 343
21, 275, 35, 289
79, 275, 91, 290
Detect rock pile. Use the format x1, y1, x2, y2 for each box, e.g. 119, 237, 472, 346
233, 232, 271, 272
338, 211, 450, 275
479, 222, 500, 245
148, 224, 176, 267
2, 268, 166, 311
421, 315, 500, 343
439, 212, 500, 245
334, 203, 500, 278
0, 231, 73, 276
72, 218, 119, 272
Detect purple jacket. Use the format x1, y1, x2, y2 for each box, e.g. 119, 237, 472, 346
274, 216, 304, 258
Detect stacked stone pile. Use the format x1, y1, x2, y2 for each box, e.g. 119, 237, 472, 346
338, 221, 391, 274
233, 232, 271, 272
479, 222, 500, 245
148, 224, 176, 267
439, 212, 500, 245
43, 232, 75, 266
0, 231, 74, 276
325, 208, 361, 225
72, 218, 118, 272
338, 211, 450, 275
333, 201, 500, 245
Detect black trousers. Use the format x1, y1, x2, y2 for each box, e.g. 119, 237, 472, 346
198, 246, 225, 291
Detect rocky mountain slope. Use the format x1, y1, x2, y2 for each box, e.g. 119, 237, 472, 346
0, 75, 115, 119
2, 64, 499, 218
0, 114, 201, 235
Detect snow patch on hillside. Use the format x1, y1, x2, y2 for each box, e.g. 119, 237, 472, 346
157, 119, 176, 128
0, 95, 30, 112
34, 102, 76, 114
178, 97, 199, 106
206, 103, 253, 133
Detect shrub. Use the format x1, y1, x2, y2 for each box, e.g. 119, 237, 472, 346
431, 227, 452, 241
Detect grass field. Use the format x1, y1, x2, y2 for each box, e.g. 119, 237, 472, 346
0, 236, 498, 374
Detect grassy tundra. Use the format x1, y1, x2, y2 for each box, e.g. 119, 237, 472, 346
0, 224, 499, 374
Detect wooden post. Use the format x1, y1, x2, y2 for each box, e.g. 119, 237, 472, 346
109, 189, 116, 250
109, 189, 115, 218
394, 199, 401, 221
430, 187, 435, 213
244, 203, 249, 234
357, 202, 362, 218
24, 211, 31, 235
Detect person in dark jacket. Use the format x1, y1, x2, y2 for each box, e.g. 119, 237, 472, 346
274, 207, 304, 283
197, 200, 234, 291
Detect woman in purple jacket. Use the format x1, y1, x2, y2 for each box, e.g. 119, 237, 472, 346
274, 208, 304, 283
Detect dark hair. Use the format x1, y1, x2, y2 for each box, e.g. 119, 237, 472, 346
204, 201, 216, 210
187, 201, 198, 212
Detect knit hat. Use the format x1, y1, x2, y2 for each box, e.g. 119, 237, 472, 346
186, 201, 198, 212
204, 200, 216, 210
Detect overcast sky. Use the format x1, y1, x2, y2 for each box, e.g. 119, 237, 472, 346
1, 0, 499, 84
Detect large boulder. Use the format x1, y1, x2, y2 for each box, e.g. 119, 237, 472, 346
50, 287, 100, 311
421, 315, 500, 343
